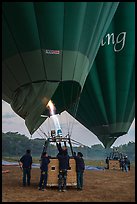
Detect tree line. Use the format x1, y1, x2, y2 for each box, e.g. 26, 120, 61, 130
2, 132, 135, 161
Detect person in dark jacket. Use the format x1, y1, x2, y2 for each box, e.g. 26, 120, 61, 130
56, 141, 68, 155
105, 157, 109, 169
73, 152, 85, 190
124, 156, 130, 172
38, 152, 50, 191
20, 149, 32, 186
56, 142, 70, 192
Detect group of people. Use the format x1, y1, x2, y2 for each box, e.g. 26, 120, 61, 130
105, 155, 130, 172
19, 143, 85, 192
119, 156, 130, 172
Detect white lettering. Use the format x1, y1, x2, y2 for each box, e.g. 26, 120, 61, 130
101, 32, 126, 52
106, 33, 115, 45
114, 32, 126, 52
100, 39, 106, 46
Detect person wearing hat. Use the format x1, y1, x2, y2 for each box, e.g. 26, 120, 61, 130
19, 149, 32, 187
73, 152, 85, 190
38, 152, 50, 191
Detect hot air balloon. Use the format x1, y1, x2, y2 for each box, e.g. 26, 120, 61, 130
69, 2, 135, 148
2, 2, 119, 135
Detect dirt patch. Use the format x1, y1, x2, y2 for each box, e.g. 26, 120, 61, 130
2, 166, 135, 202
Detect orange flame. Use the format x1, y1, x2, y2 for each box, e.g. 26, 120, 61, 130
46, 100, 56, 116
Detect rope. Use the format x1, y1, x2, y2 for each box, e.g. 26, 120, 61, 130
39, 128, 48, 139
70, 138, 86, 147
36, 130, 45, 139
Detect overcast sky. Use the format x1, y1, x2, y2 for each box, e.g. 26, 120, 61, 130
2, 100, 135, 148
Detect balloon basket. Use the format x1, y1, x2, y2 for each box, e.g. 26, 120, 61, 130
47, 158, 77, 187
41, 134, 77, 187
108, 160, 121, 170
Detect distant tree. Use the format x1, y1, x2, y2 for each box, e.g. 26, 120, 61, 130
2, 132, 135, 161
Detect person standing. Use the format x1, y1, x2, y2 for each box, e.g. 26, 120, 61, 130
19, 149, 32, 186
124, 156, 130, 172
73, 152, 85, 191
38, 152, 50, 191
105, 157, 109, 169
56, 141, 68, 155
57, 142, 70, 192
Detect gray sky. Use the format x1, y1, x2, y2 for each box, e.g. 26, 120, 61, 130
2, 100, 135, 148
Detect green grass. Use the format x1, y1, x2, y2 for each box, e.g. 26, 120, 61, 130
2, 156, 135, 168
2, 156, 41, 163
2, 157, 105, 166
2, 156, 19, 162
84, 160, 106, 167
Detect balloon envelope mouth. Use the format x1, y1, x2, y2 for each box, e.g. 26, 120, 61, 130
42, 80, 81, 117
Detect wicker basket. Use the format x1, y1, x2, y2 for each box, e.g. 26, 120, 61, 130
109, 160, 120, 170
47, 158, 77, 186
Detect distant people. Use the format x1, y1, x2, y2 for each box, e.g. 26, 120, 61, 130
73, 152, 85, 191
19, 149, 32, 186
56, 142, 70, 192
124, 156, 130, 172
128, 158, 131, 171
38, 152, 50, 191
120, 157, 125, 171
113, 155, 119, 160
105, 157, 109, 169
